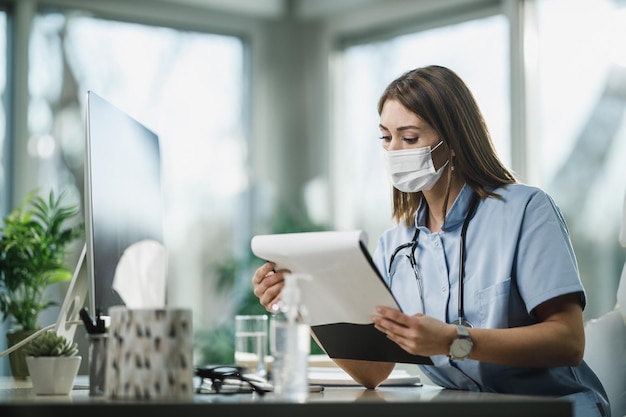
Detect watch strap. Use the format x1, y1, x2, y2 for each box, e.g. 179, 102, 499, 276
449, 324, 473, 360
456, 324, 470, 338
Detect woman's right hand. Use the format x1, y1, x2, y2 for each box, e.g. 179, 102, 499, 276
252, 262, 288, 312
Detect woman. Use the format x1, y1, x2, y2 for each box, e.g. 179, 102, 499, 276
252, 65, 609, 417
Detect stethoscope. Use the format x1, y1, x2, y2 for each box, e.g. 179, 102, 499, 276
388, 192, 480, 328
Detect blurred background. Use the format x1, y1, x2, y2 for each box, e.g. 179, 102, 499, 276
0, 0, 625, 375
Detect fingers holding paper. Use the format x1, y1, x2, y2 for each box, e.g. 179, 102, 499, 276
372, 306, 455, 357
252, 262, 290, 312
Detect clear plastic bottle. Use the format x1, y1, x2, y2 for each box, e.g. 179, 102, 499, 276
270, 273, 311, 402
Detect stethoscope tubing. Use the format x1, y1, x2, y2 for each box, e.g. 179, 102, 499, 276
388, 192, 480, 327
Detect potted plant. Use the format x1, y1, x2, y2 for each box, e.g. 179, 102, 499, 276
0, 189, 83, 378
23, 331, 82, 395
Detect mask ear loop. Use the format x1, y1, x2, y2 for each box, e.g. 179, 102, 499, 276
431, 140, 444, 152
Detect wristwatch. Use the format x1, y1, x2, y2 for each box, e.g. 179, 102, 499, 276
449, 324, 473, 360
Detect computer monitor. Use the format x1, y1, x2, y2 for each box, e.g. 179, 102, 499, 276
52, 92, 164, 343
83, 91, 164, 315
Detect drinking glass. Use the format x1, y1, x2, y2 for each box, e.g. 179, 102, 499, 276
234, 315, 268, 378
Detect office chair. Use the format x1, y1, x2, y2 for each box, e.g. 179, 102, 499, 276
583, 189, 626, 417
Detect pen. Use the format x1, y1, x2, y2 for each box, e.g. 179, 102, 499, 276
80, 307, 99, 334
95, 308, 105, 333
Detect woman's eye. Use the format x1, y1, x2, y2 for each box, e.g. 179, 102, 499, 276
404, 137, 418, 144
378, 135, 392, 141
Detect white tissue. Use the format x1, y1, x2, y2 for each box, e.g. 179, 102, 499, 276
620, 190, 626, 248
617, 264, 626, 318
112, 239, 168, 308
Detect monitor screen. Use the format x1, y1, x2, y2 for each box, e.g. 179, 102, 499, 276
84, 91, 164, 315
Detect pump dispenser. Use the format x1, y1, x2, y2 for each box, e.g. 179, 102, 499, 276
270, 273, 311, 402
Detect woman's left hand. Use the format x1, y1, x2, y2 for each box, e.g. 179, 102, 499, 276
371, 306, 455, 357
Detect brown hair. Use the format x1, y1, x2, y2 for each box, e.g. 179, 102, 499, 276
378, 65, 517, 226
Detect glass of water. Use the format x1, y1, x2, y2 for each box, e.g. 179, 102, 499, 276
234, 315, 268, 378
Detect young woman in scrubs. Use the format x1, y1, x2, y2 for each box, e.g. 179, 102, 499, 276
252, 65, 610, 417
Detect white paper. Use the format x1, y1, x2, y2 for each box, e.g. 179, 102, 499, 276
250, 230, 399, 326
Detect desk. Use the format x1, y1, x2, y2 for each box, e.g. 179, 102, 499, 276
0, 376, 572, 417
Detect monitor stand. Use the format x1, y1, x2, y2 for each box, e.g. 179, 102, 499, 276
54, 244, 88, 344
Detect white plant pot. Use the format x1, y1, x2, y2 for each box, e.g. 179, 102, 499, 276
26, 356, 82, 395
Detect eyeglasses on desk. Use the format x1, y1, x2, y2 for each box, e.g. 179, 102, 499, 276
195, 365, 268, 396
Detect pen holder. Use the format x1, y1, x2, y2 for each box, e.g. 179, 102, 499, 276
88, 333, 108, 396
105, 307, 193, 400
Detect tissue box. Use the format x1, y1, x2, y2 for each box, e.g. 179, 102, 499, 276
105, 307, 193, 399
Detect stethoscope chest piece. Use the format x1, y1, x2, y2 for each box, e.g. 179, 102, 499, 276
454, 317, 473, 328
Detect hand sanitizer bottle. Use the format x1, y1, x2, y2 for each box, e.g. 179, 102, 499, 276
270, 273, 311, 402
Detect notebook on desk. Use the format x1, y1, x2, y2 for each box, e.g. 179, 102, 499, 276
250, 230, 433, 365
308, 367, 421, 387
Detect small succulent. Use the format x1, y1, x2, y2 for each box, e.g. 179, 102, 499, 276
23, 331, 78, 357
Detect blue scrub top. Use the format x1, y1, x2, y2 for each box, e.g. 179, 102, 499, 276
373, 183, 610, 417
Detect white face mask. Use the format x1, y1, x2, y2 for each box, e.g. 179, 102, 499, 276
383, 141, 448, 193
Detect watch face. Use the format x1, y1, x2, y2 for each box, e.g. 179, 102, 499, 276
450, 339, 473, 358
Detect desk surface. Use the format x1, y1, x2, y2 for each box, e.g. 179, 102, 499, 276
0, 376, 572, 417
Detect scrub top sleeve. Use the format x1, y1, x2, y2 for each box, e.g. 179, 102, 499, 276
515, 190, 586, 313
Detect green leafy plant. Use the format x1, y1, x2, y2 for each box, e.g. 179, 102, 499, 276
0, 190, 84, 331
22, 331, 78, 357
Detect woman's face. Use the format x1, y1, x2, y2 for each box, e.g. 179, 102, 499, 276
379, 99, 448, 169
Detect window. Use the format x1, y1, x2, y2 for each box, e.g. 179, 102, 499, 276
334, 14, 509, 251
0, 10, 6, 214
29, 11, 247, 332
535, 0, 626, 319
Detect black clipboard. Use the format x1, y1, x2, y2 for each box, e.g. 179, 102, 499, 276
312, 322, 432, 364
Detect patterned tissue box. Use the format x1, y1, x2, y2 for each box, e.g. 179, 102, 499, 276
105, 307, 193, 399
